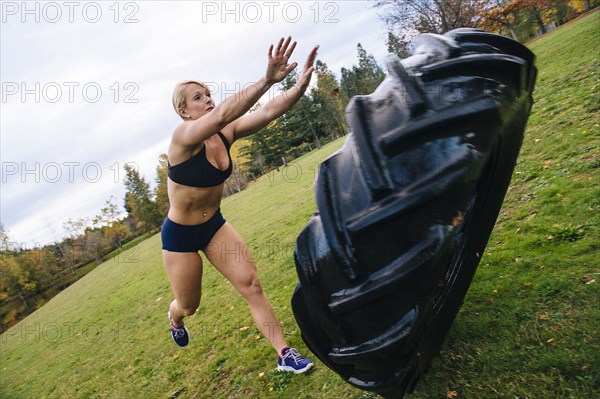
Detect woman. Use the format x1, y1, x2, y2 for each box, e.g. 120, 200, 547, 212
161, 36, 318, 374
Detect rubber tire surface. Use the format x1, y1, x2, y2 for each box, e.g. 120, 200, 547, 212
292, 29, 536, 399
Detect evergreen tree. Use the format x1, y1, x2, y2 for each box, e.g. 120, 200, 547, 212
386, 31, 410, 59
312, 60, 347, 138
155, 154, 170, 219
123, 164, 162, 231
340, 43, 386, 108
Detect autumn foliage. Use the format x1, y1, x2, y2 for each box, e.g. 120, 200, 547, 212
375, 0, 598, 48
478, 0, 597, 41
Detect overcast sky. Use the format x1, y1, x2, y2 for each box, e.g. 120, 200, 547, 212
1, 0, 392, 248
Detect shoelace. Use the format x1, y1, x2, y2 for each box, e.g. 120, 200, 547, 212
283, 348, 303, 365
172, 326, 186, 339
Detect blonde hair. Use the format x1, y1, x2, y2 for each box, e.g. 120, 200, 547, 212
172, 80, 210, 119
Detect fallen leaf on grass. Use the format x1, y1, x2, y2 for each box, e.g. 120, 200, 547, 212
546, 338, 554, 344
447, 390, 458, 398
258, 371, 265, 377
168, 388, 185, 399
538, 313, 549, 320
239, 326, 250, 331
156, 297, 164, 302
581, 275, 596, 284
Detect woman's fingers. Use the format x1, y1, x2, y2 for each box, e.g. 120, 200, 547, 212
303, 45, 319, 71
284, 40, 297, 59
280, 36, 292, 57
275, 37, 284, 55
303, 66, 315, 81
285, 62, 299, 74
267, 37, 316, 84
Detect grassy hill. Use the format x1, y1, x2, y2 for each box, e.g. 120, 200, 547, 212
1, 11, 598, 399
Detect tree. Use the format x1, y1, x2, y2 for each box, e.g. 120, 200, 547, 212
83, 229, 106, 264
313, 60, 347, 138
155, 154, 170, 219
62, 217, 89, 275
123, 164, 162, 231
0, 254, 36, 312
574, 0, 594, 11
478, 0, 578, 42
374, 0, 486, 44
478, 0, 524, 39
223, 162, 249, 197
283, 93, 322, 151
386, 30, 410, 58
340, 44, 386, 108
91, 196, 131, 249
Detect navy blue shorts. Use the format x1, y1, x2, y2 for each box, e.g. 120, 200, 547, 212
161, 209, 226, 252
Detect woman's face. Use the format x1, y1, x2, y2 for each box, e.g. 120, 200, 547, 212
180, 83, 215, 120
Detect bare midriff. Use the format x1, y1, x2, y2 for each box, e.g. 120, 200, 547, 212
167, 178, 224, 225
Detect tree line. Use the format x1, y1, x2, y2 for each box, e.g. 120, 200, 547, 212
2, 0, 596, 331
376, 0, 597, 49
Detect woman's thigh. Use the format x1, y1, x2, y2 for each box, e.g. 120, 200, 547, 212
162, 250, 203, 309
202, 222, 259, 294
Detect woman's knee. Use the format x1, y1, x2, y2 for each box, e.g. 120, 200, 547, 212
238, 274, 263, 299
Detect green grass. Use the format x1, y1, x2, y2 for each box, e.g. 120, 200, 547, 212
1, 11, 599, 399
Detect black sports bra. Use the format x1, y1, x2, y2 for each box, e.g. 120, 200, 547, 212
168, 132, 233, 188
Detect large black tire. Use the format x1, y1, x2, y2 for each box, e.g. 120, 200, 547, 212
291, 29, 536, 399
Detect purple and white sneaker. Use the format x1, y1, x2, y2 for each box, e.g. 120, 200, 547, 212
277, 347, 313, 374
168, 311, 190, 347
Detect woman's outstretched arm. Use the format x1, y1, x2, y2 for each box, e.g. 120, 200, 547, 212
175, 37, 300, 146
231, 44, 319, 141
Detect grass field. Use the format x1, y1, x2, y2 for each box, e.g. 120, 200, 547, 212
1, 11, 599, 399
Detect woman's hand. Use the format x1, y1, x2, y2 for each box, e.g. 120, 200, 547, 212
265, 36, 299, 84
296, 44, 319, 92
